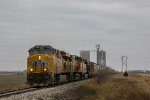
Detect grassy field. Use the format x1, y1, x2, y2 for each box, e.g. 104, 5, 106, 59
0, 74, 29, 93
60, 71, 150, 100
0, 73, 85, 93
1, 71, 150, 100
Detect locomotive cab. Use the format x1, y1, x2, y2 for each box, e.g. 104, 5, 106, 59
27, 45, 54, 86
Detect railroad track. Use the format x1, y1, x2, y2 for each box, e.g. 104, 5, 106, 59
0, 78, 90, 99
0, 87, 38, 98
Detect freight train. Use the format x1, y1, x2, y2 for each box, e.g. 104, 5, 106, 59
27, 45, 96, 86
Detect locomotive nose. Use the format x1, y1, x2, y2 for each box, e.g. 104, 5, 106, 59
31, 61, 46, 73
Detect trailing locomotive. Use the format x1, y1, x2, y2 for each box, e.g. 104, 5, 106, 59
27, 45, 95, 86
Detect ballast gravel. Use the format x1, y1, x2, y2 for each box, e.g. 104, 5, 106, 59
0, 79, 91, 100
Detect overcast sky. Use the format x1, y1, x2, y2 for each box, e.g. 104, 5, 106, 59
0, 0, 150, 71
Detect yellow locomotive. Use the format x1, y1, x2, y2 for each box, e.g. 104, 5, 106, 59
27, 45, 95, 86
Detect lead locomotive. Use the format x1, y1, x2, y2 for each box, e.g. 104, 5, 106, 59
27, 45, 95, 86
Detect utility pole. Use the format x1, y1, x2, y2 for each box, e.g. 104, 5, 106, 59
144, 69, 146, 77
121, 56, 128, 76
121, 57, 123, 72
121, 56, 128, 72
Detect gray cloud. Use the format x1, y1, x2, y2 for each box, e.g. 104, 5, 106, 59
0, 0, 150, 71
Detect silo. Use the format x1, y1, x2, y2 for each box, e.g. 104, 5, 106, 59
97, 50, 106, 67
80, 50, 90, 62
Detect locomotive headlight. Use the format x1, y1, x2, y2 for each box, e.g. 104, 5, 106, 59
44, 68, 47, 71
30, 68, 33, 72
39, 56, 41, 60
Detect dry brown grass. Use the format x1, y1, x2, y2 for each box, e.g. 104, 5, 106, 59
129, 74, 143, 78
145, 76, 150, 82
129, 73, 150, 83
97, 77, 150, 100
0, 74, 29, 93
65, 71, 150, 100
